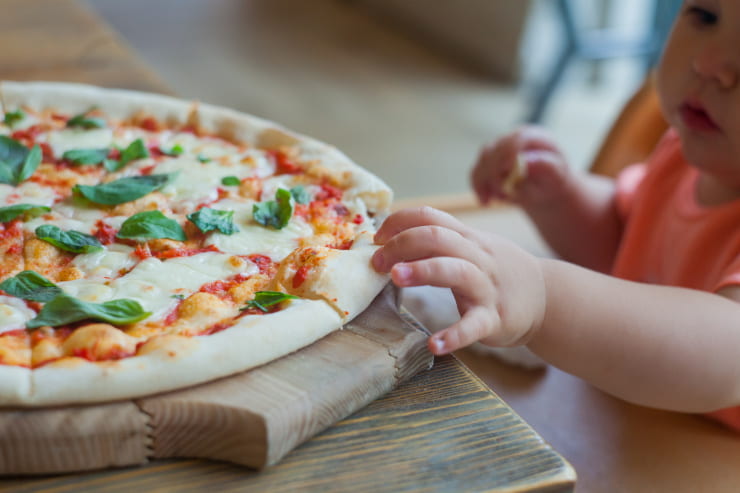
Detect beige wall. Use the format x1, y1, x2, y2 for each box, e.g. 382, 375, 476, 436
354, 0, 532, 82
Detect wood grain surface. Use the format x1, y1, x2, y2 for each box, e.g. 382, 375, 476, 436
0, 1, 576, 491
1, 357, 575, 493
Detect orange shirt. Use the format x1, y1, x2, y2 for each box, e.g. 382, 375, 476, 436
612, 129, 740, 431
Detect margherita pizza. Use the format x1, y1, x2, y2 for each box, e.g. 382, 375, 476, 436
0, 81, 392, 406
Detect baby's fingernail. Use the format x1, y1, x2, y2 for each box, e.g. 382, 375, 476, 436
372, 250, 384, 269
431, 336, 446, 354
393, 263, 411, 284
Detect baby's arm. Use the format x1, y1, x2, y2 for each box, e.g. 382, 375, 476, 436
374, 207, 740, 413
471, 126, 622, 272
533, 260, 740, 413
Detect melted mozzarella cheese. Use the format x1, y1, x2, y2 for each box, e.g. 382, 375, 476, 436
59, 252, 259, 322
45, 128, 114, 156
0, 296, 36, 333
71, 244, 136, 281
205, 199, 313, 259
154, 157, 254, 210
0, 182, 58, 207
23, 208, 106, 235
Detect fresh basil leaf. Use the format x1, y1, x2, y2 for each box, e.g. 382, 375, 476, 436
120, 138, 149, 165
116, 210, 187, 241
26, 294, 151, 329
186, 207, 238, 235
66, 112, 106, 129
0, 203, 51, 223
35, 225, 103, 254
62, 148, 109, 166
0, 136, 39, 185
160, 143, 183, 156
102, 158, 121, 172
74, 173, 174, 205
290, 186, 310, 204
103, 138, 150, 172
221, 175, 240, 186
0, 164, 14, 184
3, 110, 25, 127
241, 291, 299, 312
0, 270, 62, 302
253, 188, 293, 230
17, 144, 41, 184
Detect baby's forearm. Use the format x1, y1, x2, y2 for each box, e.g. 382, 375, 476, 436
529, 259, 740, 412
524, 173, 621, 272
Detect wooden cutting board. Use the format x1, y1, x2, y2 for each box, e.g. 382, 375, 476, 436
0, 285, 433, 476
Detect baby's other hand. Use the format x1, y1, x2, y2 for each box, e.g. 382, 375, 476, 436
471, 125, 571, 207
372, 207, 547, 355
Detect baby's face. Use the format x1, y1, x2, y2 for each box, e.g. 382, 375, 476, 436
658, 0, 740, 186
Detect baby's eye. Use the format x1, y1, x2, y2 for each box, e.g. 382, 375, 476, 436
685, 6, 719, 26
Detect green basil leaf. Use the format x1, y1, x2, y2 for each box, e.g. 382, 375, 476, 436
120, 138, 149, 165
160, 143, 183, 156
253, 188, 293, 230
103, 138, 150, 172
3, 110, 25, 127
0, 136, 38, 185
62, 148, 109, 166
0, 164, 14, 184
186, 207, 238, 235
26, 294, 151, 329
241, 291, 299, 312
0, 203, 51, 223
102, 158, 121, 172
66, 112, 106, 129
17, 144, 41, 184
221, 176, 240, 186
116, 210, 186, 241
290, 186, 310, 205
35, 224, 103, 254
74, 173, 175, 205
0, 270, 62, 302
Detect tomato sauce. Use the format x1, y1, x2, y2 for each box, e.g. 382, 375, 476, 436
242, 254, 272, 276
293, 264, 310, 288
93, 220, 118, 245
154, 244, 220, 259
267, 149, 301, 175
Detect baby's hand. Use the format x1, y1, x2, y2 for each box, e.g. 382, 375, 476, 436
471, 126, 570, 207
372, 207, 547, 355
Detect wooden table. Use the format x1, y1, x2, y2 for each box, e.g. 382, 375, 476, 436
0, 1, 574, 492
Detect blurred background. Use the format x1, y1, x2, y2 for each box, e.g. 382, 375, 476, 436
83, 0, 679, 202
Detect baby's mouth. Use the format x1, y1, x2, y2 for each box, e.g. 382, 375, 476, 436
679, 101, 720, 132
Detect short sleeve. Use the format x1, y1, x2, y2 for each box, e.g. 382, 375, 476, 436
713, 255, 740, 292
614, 163, 648, 220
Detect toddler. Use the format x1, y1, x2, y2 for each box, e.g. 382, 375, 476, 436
372, 0, 740, 429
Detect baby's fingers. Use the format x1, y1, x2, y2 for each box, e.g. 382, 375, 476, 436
429, 306, 500, 355
373, 225, 484, 273
389, 257, 494, 306
374, 207, 469, 245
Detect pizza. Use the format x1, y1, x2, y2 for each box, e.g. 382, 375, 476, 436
0, 81, 392, 406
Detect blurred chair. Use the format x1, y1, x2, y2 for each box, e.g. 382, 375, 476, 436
589, 72, 668, 177
526, 0, 682, 123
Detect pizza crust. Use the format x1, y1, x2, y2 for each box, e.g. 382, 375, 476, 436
2, 300, 341, 406
0, 80, 393, 406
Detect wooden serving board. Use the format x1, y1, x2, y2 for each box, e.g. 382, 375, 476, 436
0, 285, 433, 476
